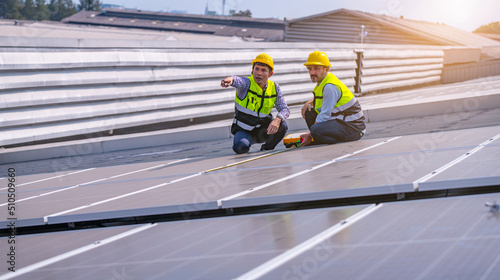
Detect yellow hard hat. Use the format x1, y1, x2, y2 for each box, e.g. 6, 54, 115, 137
304, 51, 331, 67
252, 53, 274, 72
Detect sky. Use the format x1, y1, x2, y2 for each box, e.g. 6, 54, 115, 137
95, 0, 500, 32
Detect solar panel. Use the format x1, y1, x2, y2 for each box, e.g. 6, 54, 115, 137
0, 108, 498, 279
3, 193, 500, 279
2, 126, 499, 227
0, 205, 369, 279
260, 193, 500, 280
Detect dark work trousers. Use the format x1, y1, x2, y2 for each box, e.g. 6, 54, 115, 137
305, 109, 364, 145
233, 120, 288, 154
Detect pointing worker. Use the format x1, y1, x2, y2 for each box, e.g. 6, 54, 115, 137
299, 51, 366, 147
221, 53, 290, 154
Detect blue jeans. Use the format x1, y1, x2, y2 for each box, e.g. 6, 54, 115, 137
305, 109, 364, 145
232, 120, 288, 154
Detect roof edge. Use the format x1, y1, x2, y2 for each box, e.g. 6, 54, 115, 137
287, 8, 348, 24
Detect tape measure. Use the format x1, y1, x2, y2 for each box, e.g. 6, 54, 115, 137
283, 132, 313, 148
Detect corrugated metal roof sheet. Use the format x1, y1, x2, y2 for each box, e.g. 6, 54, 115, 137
478, 33, 500, 42
287, 9, 500, 57
61, 9, 284, 40
0, 19, 249, 42
285, 10, 438, 45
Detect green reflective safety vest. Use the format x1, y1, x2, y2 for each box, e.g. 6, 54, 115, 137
313, 73, 364, 122
233, 76, 277, 131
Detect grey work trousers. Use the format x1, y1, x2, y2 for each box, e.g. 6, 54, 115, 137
305, 109, 365, 145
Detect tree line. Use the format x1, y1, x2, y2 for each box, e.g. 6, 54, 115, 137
0, 0, 101, 21
474, 22, 500, 35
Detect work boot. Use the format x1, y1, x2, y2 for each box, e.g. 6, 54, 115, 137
260, 145, 274, 151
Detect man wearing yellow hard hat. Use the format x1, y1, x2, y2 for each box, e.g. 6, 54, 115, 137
298, 51, 366, 147
221, 53, 290, 154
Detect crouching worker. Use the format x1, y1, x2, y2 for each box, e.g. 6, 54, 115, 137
299, 51, 366, 147
221, 53, 290, 154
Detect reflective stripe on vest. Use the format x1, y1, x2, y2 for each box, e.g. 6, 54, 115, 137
232, 118, 260, 131
313, 73, 363, 121
233, 76, 277, 130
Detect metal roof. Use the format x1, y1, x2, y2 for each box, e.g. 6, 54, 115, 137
61, 8, 284, 41
287, 8, 500, 57
0, 19, 249, 42
478, 33, 500, 42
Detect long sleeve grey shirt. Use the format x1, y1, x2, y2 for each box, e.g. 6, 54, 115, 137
316, 84, 341, 123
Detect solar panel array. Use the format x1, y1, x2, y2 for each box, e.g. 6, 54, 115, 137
1, 122, 499, 279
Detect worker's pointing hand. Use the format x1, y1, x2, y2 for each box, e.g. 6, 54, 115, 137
221, 77, 234, 88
